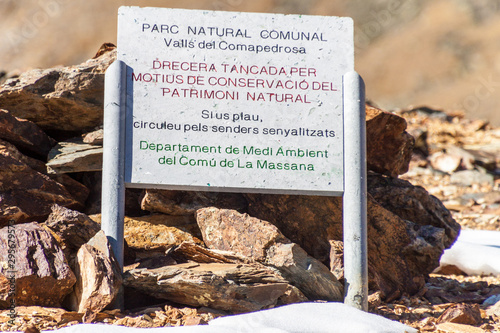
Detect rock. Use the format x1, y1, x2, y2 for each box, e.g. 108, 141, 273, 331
71, 231, 122, 322
123, 261, 300, 313
196, 207, 343, 301
122, 215, 203, 259
367, 173, 460, 249
434, 322, 485, 333
42, 205, 100, 267
430, 151, 462, 173
365, 105, 415, 177
437, 303, 482, 325
483, 294, 500, 306
0, 140, 86, 226
171, 242, 242, 264
46, 137, 103, 174
450, 170, 495, 186
486, 300, 500, 317
245, 179, 457, 299
446, 146, 477, 170
329, 240, 344, 281
0, 222, 76, 308
0, 109, 53, 158
0, 45, 116, 133
141, 190, 247, 215
83, 129, 103, 145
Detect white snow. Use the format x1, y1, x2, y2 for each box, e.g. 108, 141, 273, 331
438, 229, 500, 276
37, 302, 417, 333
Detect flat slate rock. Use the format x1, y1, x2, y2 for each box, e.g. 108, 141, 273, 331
46, 137, 103, 174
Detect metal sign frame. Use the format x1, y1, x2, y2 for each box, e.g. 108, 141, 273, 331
102, 8, 367, 311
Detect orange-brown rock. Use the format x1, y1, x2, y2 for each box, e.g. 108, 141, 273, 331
141, 190, 247, 216
437, 303, 482, 326
0, 46, 116, 133
0, 109, 53, 158
0, 222, 76, 308
366, 105, 415, 177
196, 207, 343, 301
43, 205, 100, 267
71, 231, 122, 322
245, 173, 460, 299
123, 215, 203, 259
0, 140, 86, 226
123, 261, 304, 313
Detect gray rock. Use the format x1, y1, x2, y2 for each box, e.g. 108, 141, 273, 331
450, 170, 494, 186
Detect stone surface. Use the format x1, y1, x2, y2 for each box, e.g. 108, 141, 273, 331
122, 216, 203, 259
486, 300, 500, 317
141, 190, 247, 216
196, 207, 343, 301
170, 241, 250, 265
450, 170, 495, 186
367, 173, 460, 249
83, 129, 103, 145
437, 303, 482, 325
430, 151, 462, 173
329, 240, 344, 281
71, 231, 122, 322
0, 109, 53, 158
365, 105, 415, 177
123, 262, 300, 313
0, 140, 86, 226
43, 205, 101, 267
434, 322, 485, 333
245, 182, 457, 299
0, 222, 76, 308
46, 137, 103, 174
0, 46, 116, 133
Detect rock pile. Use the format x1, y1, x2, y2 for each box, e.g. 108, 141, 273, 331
0, 45, 470, 330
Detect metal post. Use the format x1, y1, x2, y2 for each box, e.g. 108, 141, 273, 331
342, 71, 368, 311
102, 60, 126, 308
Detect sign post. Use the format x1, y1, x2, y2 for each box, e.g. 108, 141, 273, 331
343, 72, 368, 311
103, 6, 367, 311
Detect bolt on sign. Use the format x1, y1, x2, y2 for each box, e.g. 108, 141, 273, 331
118, 7, 354, 195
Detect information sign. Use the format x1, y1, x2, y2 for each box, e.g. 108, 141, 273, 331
117, 7, 353, 195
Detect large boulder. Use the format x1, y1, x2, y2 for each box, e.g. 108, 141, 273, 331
0, 45, 116, 133
244, 174, 460, 300
196, 207, 343, 301
0, 222, 76, 308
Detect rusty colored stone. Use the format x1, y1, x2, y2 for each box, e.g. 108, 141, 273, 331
0, 222, 76, 308
366, 105, 415, 177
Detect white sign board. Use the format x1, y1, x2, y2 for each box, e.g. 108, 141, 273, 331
118, 7, 353, 195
